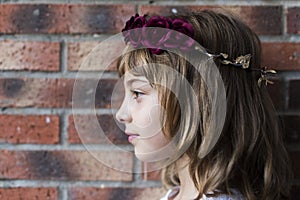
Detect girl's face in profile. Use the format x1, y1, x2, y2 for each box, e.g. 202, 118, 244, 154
116, 71, 171, 162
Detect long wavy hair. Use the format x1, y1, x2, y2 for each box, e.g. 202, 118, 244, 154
117, 10, 292, 200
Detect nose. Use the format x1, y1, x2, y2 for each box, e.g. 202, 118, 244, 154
116, 99, 132, 124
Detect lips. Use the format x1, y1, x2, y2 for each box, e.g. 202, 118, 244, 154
125, 132, 139, 143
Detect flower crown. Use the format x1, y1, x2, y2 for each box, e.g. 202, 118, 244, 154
122, 14, 276, 87
122, 14, 195, 55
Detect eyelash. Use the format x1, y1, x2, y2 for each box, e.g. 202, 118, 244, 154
130, 90, 144, 100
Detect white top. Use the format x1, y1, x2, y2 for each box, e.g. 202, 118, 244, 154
160, 188, 245, 200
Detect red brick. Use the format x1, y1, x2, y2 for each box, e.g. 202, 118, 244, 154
287, 7, 300, 34
67, 41, 121, 71
266, 79, 283, 111
0, 78, 117, 108
0, 188, 57, 200
0, 150, 133, 181
68, 114, 127, 144
68, 42, 100, 71
282, 115, 300, 145
0, 4, 135, 34
68, 187, 166, 200
0, 40, 60, 71
288, 80, 300, 110
0, 115, 59, 144
289, 151, 300, 179
139, 5, 282, 35
262, 42, 300, 71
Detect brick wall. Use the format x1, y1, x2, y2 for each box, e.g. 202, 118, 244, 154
0, 1, 299, 200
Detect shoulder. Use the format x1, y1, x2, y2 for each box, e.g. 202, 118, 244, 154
202, 195, 244, 200
201, 189, 245, 200
160, 188, 245, 200
160, 189, 173, 200
160, 187, 181, 200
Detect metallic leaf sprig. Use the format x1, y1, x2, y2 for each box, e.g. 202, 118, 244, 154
203, 50, 277, 87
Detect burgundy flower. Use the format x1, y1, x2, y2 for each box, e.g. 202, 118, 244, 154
163, 18, 195, 51
144, 16, 172, 29
140, 16, 173, 54
122, 14, 147, 46
122, 14, 147, 31
163, 30, 195, 52
171, 18, 194, 38
121, 14, 195, 54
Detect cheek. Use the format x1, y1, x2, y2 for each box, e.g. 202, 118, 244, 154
130, 103, 152, 127
134, 103, 164, 137
148, 131, 169, 148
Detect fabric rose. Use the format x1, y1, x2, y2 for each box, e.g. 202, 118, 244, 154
122, 14, 147, 47
171, 18, 194, 38
162, 18, 195, 51
162, 31, 194, 52
141, 16, 173, 54
121, 14, 195, 54
122, 14, 147, 31
144, 16, 172, 29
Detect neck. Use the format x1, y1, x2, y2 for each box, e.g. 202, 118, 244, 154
173, 155, 199, 200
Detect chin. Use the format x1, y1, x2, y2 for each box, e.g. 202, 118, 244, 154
135, 150, 173, 163
135, 151, 158, 162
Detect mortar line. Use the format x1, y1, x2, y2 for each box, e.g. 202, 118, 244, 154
1, 34, 300, 42
58, 187, 68, 200
0, 34, 111, 42
61, 39, 68, 75
0, 108, 117, 115
0, 144, 133, 151
0, 71, 119, 78
0, 0, 297, 6
282, 3, 288, 36
60, 111, 69, 146
0, 179, 162, 188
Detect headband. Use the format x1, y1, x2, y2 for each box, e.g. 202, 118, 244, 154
122, 14, 277, 87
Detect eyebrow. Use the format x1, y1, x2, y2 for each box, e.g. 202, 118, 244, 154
126, 78, 149, 87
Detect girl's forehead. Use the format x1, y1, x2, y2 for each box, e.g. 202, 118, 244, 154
124, 72, 149, 85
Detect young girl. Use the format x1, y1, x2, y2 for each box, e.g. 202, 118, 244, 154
116, 10, 292, 200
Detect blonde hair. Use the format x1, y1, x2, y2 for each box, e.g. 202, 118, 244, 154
118, 10, 292, 200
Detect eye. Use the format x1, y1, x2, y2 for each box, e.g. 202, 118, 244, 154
131, 90, 144, 100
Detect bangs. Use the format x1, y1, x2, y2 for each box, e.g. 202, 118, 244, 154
117, 48, 154, 77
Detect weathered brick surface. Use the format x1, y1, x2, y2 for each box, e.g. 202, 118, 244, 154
0, 78, 117, 108
282, 115, 300, 145
0, 188, 57, 200
261, 43, 300, 71
0, 40, 60, 71
0, 4, 135, 34
0, 78, 73, 108
139, 5, 282, 35
68, 187, 166, 200
266, 79, 283, 111
288, 80, 300, 110
0, 2, 299, 197
68, 42, 100, 71
0, 150, 133, 181
67, 41, 120, 71
0, 115, 59, 144
68, 114, 127, 144
287, 7, 300, 34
